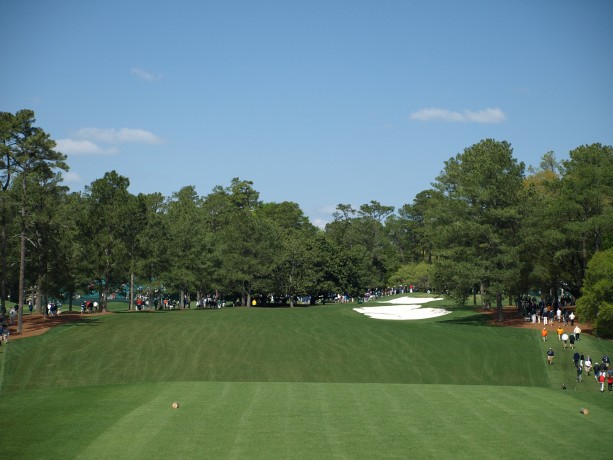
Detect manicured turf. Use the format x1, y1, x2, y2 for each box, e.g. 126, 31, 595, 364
1, 297, 612, 458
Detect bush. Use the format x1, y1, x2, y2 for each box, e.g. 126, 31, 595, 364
576, 248, 613, 337
596, 302, 613, 338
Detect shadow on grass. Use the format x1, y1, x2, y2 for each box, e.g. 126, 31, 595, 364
55, 316, 104, 328
439, 311, 491, 327
112, 308, 221, 314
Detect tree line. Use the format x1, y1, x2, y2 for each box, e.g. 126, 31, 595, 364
2, 110, 612, 335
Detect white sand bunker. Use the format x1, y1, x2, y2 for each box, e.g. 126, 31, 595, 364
353, 297, 448, 320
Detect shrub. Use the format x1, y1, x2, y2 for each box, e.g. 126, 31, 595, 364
576, 248, 613, 337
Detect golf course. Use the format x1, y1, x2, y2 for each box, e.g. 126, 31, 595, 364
2, 295, 613, 459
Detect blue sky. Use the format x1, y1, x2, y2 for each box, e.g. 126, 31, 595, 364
2, 0, 612, 226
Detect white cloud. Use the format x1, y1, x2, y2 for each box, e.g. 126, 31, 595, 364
75, 127, 162, 144
312, 218, 329, 229
57, 126, 161, 156
62, 171, 82, 183
410, 107, 506, 124
318, 205, 338, 215
56, 139, 118, 155
131, 67, 161, 81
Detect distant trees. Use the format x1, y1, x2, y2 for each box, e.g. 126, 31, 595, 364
520, 145, 613, 301
576, 248, 613, 337
0, 110, 68, 332
80, 171, 133, 311
260, 202, 319, 307
555, 144, 613, 295
1, 109, 612, 334
429, 140, 524, 320
164, 186, 207, 307
326, 201, 398, 295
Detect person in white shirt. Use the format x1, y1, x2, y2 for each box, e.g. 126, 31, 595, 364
584, 355, 592, 376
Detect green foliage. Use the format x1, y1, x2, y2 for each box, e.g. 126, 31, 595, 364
80, 171, 134, 309
388, 261, 433, 289
327, 201, 400, 291
595, 302, 613, 338
430, 140, 524, 310
261, 202, 321, 305
1, 111, 611, 320
556, 144, 613, 296
163, 186, 207, 294
576, 248, 613, 337
0, 109, 68, 327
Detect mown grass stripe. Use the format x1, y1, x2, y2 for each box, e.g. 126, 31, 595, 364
1, 297, 612, 458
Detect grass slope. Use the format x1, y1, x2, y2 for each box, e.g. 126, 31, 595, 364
1, 298, 612, 459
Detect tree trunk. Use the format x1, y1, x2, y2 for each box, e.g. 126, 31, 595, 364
480, 283, 489, 309
129, 272, 134, 310
496, 291, 504, 322
36, 285, 43, 316
102, 272, 109, 312
245, 283, 252, 307
0, 195, 6, 315
31, 286, 36, 313
18, 198, 26, 333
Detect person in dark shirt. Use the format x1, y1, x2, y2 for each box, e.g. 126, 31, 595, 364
576, 366, 583, 383
547, 348, 555, 365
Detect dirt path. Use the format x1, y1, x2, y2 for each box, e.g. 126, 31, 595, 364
4, 311, 112, 341
482, 306, 592, 335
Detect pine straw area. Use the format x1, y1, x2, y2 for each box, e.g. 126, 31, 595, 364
482, 305, 593, 334
5, 311, 112, 340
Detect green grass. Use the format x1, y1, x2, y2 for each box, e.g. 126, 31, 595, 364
1, 297, 612, 459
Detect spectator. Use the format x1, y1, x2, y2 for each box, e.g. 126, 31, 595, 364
573, 325, 581, 341
573, 352, 580, 369
584, 356, 592, 376
547, 348, 554, 365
